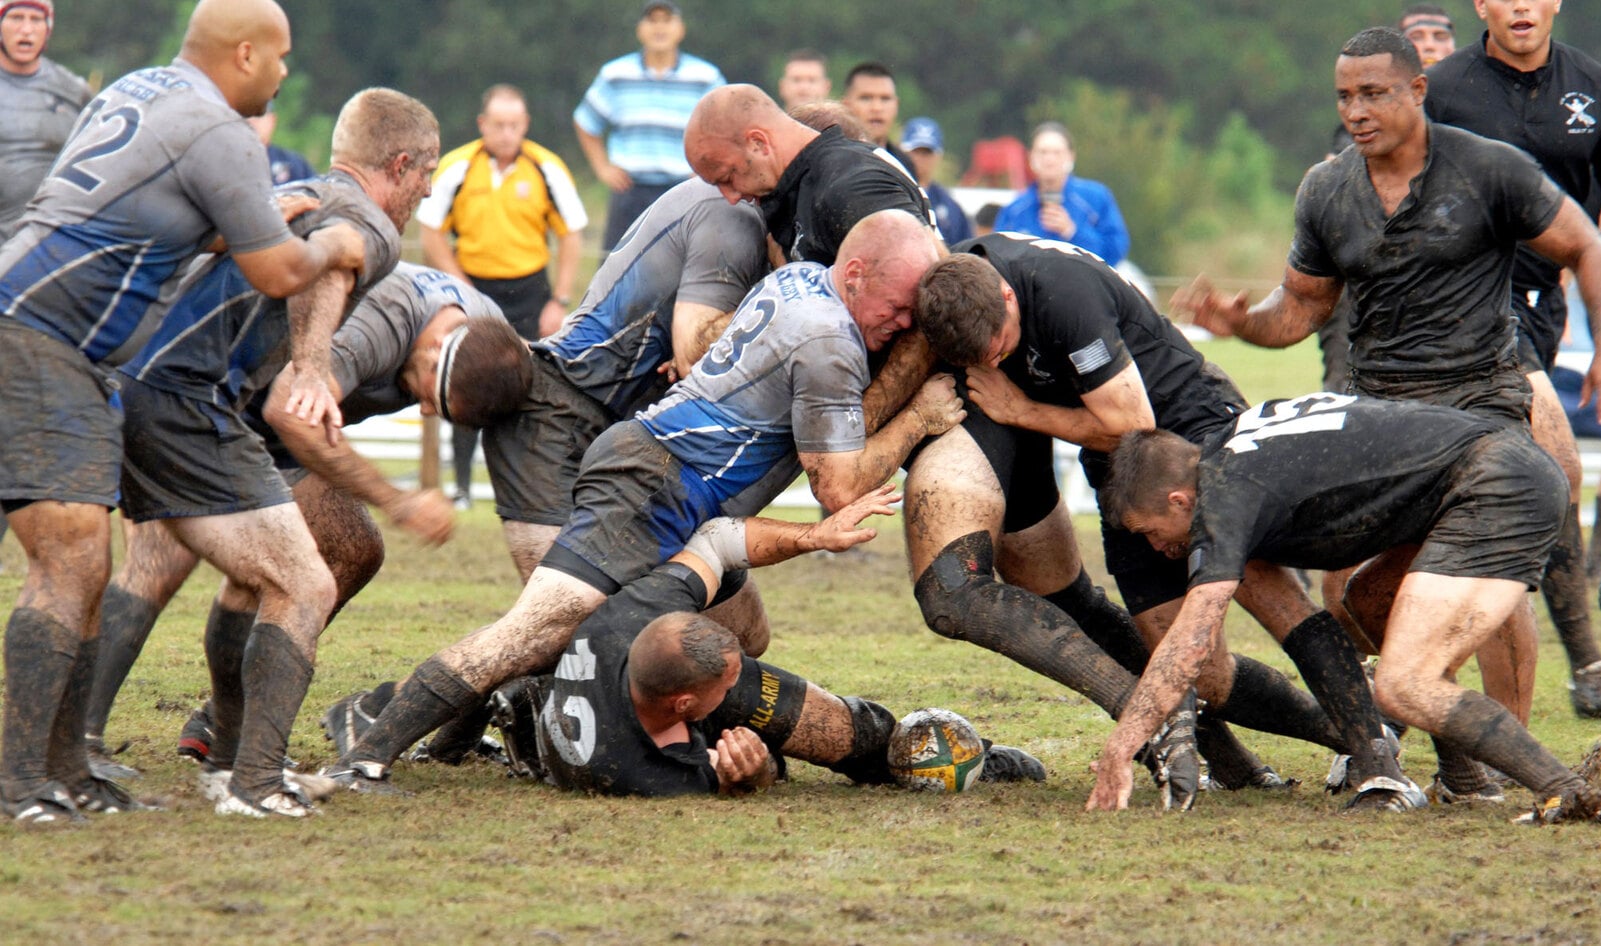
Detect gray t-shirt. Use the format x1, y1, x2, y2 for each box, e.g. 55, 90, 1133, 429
332, 262, 505, 424
0, 59, 290, 365
539, 177, 766, 418
1288, 123, 1565, 376
636, 261, 870, 517
0, 57, 91, 235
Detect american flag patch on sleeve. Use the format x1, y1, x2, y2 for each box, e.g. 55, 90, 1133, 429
1068, 338, 1113, 375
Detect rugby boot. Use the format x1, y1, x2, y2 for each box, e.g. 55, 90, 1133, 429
86, 737, 141, 782
1134, 692, 1200, 811
1344, 775, 1428, 813
4, 781, 84, 824
1569, 660, 1601, 719
977, 742, 1047, 782
489, 676, 550, 781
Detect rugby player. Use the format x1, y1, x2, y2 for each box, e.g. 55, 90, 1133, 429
1425, 0, 1601, 716
1088, 395, 1599, 824
107, 88, 440, 818
1174, 27, 1601, 800
322, 210, 961, 791
0, 0, 369, 824
912, 235, 1415, 810
83, 262, 530, 778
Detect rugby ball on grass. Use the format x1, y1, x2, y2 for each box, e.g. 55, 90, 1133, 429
888, 708, 985, 792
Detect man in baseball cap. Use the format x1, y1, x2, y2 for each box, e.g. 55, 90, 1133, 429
901, 116, 972, 243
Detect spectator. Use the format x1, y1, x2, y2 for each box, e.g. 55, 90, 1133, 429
777, 48, 830, 111
574, 1, 724, 252
973, 202, 1001, 236
901, 117, 971, 244
419, 83, 588, 510
245, 102, 316, 186
841, 61, 915, 177
994, 121, 1130, 267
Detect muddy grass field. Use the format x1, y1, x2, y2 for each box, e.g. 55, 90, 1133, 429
4, 340, 1601, 944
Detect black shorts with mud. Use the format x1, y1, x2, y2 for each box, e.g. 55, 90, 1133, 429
482, 351, 615, 527
1411, 427, 1566, 588
703, 656, 810, 750
117, 375, 292, 522
0, 320, 123, 508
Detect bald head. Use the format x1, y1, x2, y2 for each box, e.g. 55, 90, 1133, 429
628, 613, 741, 705
685, 84, 819, 204
179, 0, 292, 117
835, 210, 941, 351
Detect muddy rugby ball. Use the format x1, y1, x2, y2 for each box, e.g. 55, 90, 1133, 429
888, 708, 985, 792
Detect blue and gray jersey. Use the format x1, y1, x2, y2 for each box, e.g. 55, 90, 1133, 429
332, 262, 504, 424
636, 261, 869, 516
0, 59, 290, 365
538, 178, 765, 418
118, 171, 400, 407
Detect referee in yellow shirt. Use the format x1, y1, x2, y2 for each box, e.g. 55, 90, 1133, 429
418, 83, 588, 507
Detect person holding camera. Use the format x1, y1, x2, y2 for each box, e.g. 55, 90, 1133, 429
993, 121, 1129, 267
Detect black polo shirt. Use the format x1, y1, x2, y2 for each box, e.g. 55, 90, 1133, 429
761, 126, 933, 264
957, 233, 1244, 450
1288, 123, 1564, 375
1427, 34, 1601, 297
1187, 394, 1497, 585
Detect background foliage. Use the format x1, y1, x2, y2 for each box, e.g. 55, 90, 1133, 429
40, 1, 1601, 272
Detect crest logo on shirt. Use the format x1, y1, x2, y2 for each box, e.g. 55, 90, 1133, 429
1562, 92, 1596, 132
1025, 347, 1055, 383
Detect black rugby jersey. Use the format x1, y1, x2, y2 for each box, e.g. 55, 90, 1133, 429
761, 126, 932, 264
1187, 394, 1497, 585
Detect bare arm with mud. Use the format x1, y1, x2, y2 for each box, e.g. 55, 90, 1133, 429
799, 374, 963, 513
1170, 268, 1341, 348
965, 360, 1155, 453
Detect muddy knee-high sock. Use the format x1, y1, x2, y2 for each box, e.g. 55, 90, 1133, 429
1194, 714, 1268, 789
1280, 611, 1398, 779
349, 657, 483, 768
422, 700, 494, 763
1044, 569, 1150, 675
1436, 690, 1584, 799
2, 608, 81, 800
1431, 734, 1494, 795
915, 532, 1137, 718
46, 635, 98, 789
84, 585, 163, 740
230, 625, 314, 803
1211, 656, 1346, 752
1545, 504, 1601, 670
203, 602, 256, 769
452, 423, 476, 496
827, 697, 900, 785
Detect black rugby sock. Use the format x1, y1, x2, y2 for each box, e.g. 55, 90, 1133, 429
1431, 734, 1495, 796
1436, 690, 1583, 799
420, 700, 494, 764
1280, 611, 1398, 779
1544, 504, 1601, 670
1044, 569, 1150, 675
826, 697, 900, 785
46, 634, 98, 790
84, 584, 163, 739
350, 657, 483, 768
1, 608, 80, 800
1212, 656, 1346, 752
230, 624, 314, 802
203, 602, 257, 769
914, 532, 1137, 718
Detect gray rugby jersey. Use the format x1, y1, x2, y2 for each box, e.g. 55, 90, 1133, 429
539, 177, 766, 417
637, 261, 870, 516
0, 59, 289, 364
331, 262, 505, 424
0, 57, 91, 235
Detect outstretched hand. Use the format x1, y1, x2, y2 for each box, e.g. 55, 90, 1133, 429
808, 483, 901, 553
385, 488, 454, 546
283, 364, 344, 446
1169, 274, 1248, 338
1085, 754, 1134, 812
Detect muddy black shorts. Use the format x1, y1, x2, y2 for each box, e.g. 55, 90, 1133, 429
0, 320, 124, 508
1411, 427, 1565, 588
482, 352, 616, 527
1351, 359, 1531, 430
1512, 289, 1565, 376
702, 656, 811, 751
547, 420, 720, 591
118, 375, 292, 522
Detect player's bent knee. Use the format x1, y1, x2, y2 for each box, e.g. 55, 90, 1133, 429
913, 531, 997, 640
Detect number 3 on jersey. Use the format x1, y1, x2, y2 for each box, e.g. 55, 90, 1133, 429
58, 104, 143, 193
1225, 393, 1355, 453
700, 299, 776, 376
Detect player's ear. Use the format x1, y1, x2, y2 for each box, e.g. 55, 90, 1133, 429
387, 151, 413, 182
1409, 73, 1427, 105
1168, 489, 1194, 514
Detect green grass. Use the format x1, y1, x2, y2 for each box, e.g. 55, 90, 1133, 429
2, 496, 1600, 945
